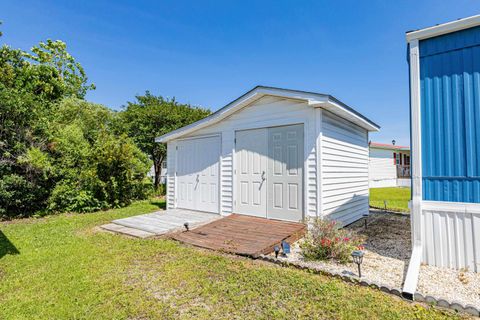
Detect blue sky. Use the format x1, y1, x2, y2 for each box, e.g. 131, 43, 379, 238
2, 1, 479, 145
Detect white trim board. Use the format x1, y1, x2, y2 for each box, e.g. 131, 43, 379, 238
422, 201, 480, 214
406, 14, 480, 41
403, 38, 423, 299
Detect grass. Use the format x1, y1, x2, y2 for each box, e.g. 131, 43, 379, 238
0, 199, 464, 319
370, 187, 411, 212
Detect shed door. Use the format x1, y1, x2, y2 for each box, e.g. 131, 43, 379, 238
235, 128, 268, 217
267, 124, 304, 221
176, 136, 220, 213
235, 124, 304, 221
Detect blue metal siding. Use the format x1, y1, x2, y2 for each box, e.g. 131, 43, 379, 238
420, 26, 480, 203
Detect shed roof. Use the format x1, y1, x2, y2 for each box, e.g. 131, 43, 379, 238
369, 142, 410, 151
406, 14, 480, 42
156, 86, 380, 143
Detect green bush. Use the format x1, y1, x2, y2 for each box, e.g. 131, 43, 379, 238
47, 182, 105, 213
300, 218, 365, 264
43, 100, 153, 214
0, 174, 48, 218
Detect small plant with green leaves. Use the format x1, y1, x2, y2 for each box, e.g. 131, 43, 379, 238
301, 218, 366, 264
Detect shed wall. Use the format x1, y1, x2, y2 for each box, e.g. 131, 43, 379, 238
165, 96, 370, 225
189, 96, 317, 218
321, 111, 369, 225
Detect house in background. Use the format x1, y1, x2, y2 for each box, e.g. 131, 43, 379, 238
368, 141, 410, 188
156, 86, 379, 226
147, 161, 167, 185
404, 15, 480, 298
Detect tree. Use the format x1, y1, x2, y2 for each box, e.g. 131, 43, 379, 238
118, 92, 211, 190
44, 98, 152, 213
0, 34, 98, 217
24, 39, 95, 98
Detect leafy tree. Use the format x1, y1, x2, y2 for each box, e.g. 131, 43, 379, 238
24, 39, 95, 98
44, 98, 151, 213
0, 33, 102, 218
118, 92, 211, 190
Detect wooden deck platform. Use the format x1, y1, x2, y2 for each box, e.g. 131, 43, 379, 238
171, 214, 306, 257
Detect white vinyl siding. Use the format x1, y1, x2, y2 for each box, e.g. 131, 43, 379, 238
165, 96, 371, 226
166, 141, 176, 209
321, 111, 369, 225
188, 96, 317, 218
369, 148, 397, 188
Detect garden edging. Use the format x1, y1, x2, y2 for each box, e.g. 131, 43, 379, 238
258, 254, 480, 317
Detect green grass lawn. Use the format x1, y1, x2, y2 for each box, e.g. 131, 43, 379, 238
370, 187, 411, 212
0, 199, 462, 319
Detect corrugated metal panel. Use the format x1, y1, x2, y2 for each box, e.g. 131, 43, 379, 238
421, 208, 480, 272
420, 26, 480, 203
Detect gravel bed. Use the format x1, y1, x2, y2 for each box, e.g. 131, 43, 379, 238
273, 211, 480, 308
418, 264, 480, 307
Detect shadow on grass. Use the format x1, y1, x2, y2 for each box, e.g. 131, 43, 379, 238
0, 230, 19, 258
150, 198, 166, 210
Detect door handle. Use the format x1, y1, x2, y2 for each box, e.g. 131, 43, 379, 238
261, 171, 266, 181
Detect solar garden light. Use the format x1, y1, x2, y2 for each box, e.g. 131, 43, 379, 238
383, 200, 388, 211
351, 250, 364, 278
183, 222, 189, 232
281, 240, 291, 257
274, 245, 280, 258
362, 213, 369, 229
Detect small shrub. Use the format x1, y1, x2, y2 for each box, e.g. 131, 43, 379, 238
47, 181, 106, 213
300, 218, 365, 264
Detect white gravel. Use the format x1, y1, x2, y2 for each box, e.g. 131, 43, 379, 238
273, 211, 480, 308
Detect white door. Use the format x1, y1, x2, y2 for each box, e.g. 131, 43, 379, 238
234, 124, 304, 221
235, 128, 268, 217
267, 124, 304, 221
177, 136, 220, 213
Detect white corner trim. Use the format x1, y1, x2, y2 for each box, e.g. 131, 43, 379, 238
315, 108, 323, 217
402, 244, 423, 299
406, 14, 480, 42
408, 39, 423, 298
409, 39, 422, 204
422, 201, 480, 214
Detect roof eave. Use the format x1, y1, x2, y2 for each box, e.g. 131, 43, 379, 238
312, 99, 380, 132
370, 145, 410, 151
156, 86, 380, 143
406, 14, 480, 42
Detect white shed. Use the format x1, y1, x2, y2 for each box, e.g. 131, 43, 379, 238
156, 86, 379, 225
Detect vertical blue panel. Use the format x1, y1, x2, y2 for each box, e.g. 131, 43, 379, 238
419, 26, 480, 203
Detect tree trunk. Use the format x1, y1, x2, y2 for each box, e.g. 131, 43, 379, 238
153, 155, 164, 192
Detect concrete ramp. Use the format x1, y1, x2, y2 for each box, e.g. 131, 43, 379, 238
101, 209, 220, 238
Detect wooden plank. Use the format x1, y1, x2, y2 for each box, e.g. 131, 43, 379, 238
171, 214, 306, 257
